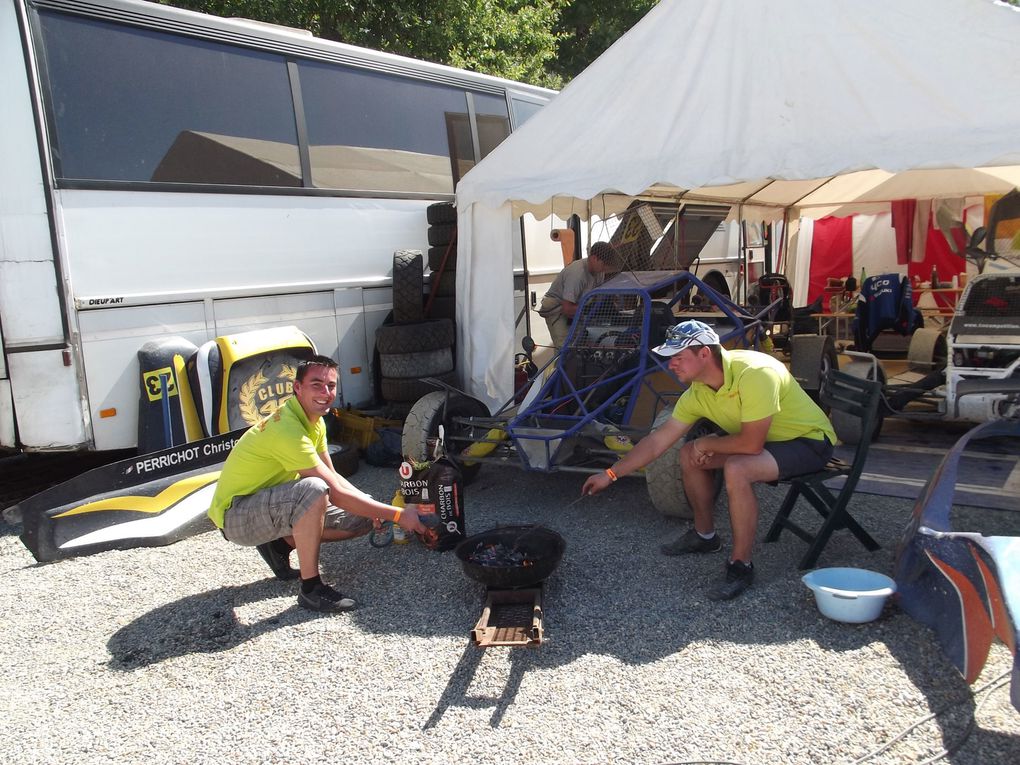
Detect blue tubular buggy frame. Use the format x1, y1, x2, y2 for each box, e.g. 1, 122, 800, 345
489, 270, 773, 474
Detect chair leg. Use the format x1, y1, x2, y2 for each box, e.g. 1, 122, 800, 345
764, 485, 802, 543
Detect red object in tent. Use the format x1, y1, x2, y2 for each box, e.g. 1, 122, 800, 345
808, 216, 852, 305
890, 199, 916, 265
909, 215, 967, 288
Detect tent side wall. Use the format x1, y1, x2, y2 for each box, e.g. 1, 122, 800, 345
456, 202, 516, 411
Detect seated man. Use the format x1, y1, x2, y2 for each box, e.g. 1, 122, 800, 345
209, 355, 425, 613
538, 241, 622, 348
581, 321, 836, 601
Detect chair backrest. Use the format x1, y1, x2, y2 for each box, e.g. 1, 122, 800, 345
819, 370, 883, 481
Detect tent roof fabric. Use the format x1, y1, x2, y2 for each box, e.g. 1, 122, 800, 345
457, 0, 1020, 219
453, 0, 1020, 411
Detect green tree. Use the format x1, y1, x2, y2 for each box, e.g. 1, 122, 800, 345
550, 0, 658, 82
160, 1, 566, 87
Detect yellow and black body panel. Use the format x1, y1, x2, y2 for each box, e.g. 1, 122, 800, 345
137, 337, 204, 453
17, 430, 244, 562
186, 326, 317, 437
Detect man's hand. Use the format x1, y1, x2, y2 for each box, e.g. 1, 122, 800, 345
691, 435, 717, 466
581, 472, 612, 497
396, 504, 427, 535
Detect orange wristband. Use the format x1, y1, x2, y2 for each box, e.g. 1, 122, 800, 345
392, 507, 402, 523
605, 467, 618, 482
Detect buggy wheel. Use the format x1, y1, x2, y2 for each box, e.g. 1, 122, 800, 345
790, 334, 838, 404
907, 328, 947, 372
381, 371, 457, 404
402, 390, 489, 483
645, 412, 723, 518
831, 360, 886, 445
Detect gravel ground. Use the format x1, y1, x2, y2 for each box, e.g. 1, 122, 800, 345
2, 461, 1018, 765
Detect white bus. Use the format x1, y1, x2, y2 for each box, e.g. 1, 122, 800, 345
0, 0, 554, 452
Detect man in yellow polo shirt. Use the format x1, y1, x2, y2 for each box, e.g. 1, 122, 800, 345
581, 320, 835, 601
210, 355, 425, 613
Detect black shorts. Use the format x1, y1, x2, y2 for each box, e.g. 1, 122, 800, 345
764, 436, 834, 480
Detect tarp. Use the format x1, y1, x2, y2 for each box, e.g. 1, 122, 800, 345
454, 0, 1020, 410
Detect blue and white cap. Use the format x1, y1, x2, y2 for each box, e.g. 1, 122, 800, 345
651, 320, 720, 357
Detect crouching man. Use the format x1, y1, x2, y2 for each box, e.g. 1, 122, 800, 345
581, 321, 836, 601
209, 355, 425, 612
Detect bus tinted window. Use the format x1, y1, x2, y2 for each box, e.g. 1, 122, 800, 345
38, 11, 300, 186
473, 92, 511, 161
297, 61, 466, 193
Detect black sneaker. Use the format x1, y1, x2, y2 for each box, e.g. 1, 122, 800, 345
707, 560, 754, 601
660, 528, 722, 556
298, 582, 356, 613
255, 540, 298, 580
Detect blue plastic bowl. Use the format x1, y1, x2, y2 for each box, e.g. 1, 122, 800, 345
802, 567, 896, 623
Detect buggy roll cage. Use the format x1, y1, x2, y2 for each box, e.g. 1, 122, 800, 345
422, 270, 782, 474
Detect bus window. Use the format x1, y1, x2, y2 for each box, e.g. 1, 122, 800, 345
297, 61, 466, 194
37, 11, 300, 186
473, 92, 511, 161
511, 97, 544, 128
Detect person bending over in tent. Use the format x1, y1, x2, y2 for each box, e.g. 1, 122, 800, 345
209, 355, 425, 613
538, 241, 622, 348
580, 321, 836, 601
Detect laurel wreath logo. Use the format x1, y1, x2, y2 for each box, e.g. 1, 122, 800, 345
238, 371, 268, 425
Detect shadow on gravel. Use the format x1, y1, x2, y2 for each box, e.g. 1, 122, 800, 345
107, 579, 316, 669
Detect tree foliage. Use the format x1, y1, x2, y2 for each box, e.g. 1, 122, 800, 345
550, 0, 658, 83
159, 1, 659, 88
160, 1, 566, 87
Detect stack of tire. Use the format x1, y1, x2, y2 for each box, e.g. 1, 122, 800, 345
425, 202, 458, 323
376, 246, 456, 409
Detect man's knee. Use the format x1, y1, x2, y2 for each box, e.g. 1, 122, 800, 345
295, 477, 329, 514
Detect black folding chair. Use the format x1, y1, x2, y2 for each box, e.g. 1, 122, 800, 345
764, 370, 884, 569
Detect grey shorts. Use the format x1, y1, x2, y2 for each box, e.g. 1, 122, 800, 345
764, 436, 834, 480
223, 477, 373, 546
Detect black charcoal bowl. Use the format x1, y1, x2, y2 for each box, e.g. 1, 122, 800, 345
454, 525, 566, 588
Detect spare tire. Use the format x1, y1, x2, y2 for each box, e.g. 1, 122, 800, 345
379, 347, 454, 378
427, 224, 456, 247
426, 202, 456, 225
428, 244, 457, 272
392, 249, 424, 325
376, 318, 454, 354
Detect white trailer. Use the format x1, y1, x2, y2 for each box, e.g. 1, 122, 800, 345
0, 0, 554, 451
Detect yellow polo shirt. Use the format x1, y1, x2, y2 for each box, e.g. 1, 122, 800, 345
672, 348, 836, 444
208, 395, 326, 529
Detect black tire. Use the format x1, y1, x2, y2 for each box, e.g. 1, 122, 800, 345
790, 334, 838, 401
426, 295, 457, 322
831, 360, 886, 445
328, 442, 359, 477
427, 224, 456, 246
906, 328, 947, 372
392, 249, 424, 325
431, 269, 457, 297
426, 202, 456, 225
381, 371, 457, 403
645, 412, 724, 518
428, 245, 457, 272
402, 390, 489, 482
379, 347, 454, 378
376, 318, 455, 354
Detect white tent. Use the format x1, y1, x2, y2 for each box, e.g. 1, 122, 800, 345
454, 0, 1020, 411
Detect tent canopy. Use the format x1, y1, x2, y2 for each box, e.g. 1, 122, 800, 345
454, 0, 1020, 410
